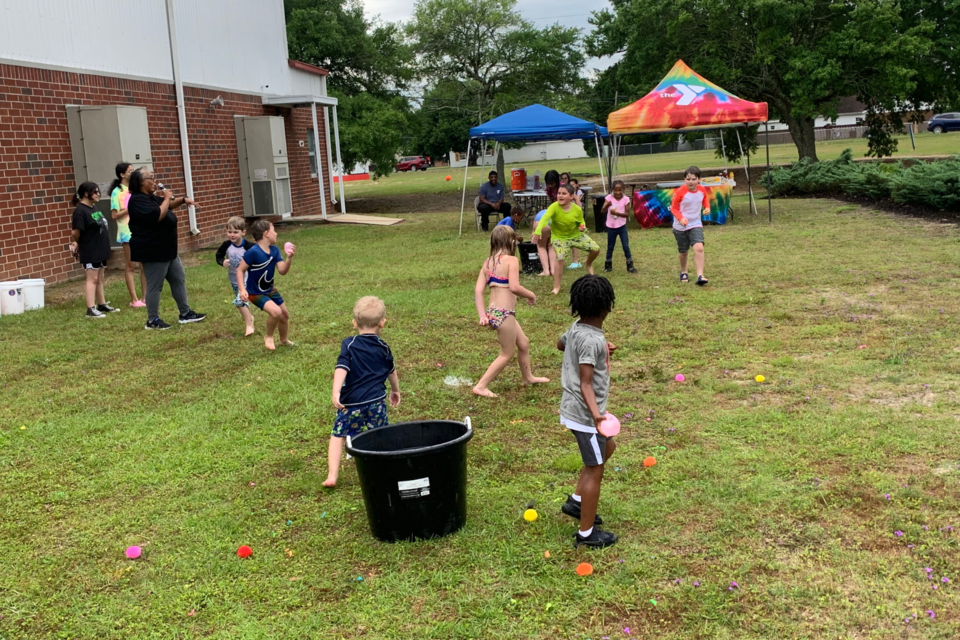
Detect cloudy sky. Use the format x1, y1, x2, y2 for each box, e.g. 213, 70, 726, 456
362, 0, 622, 73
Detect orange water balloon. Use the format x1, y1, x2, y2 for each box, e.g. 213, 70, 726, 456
576, 562, 594, 576
644, 456, 657, 468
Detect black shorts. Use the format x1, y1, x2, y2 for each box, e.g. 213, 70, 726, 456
83, 260, 108, 270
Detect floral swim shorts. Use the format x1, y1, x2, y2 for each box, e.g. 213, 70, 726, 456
486, 307, 516, 329
552, 232, 599, 262
332, 399, 388, 439
231, 284, 249, 308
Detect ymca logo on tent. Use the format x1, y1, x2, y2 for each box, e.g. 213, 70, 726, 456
659, 84, 707, 106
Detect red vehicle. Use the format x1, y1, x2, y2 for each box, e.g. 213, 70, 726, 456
395, 155, 429, 172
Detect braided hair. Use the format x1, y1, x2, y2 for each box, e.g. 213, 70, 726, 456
569, 274, 615, 318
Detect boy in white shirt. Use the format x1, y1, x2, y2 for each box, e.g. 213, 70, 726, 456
669, 166, 711, 286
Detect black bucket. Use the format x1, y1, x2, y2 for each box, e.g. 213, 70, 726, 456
518, 241, 542, 274
346, 418, 473, 542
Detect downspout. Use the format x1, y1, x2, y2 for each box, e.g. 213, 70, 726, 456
164, 0, 199, 235
323, 106, 336, 205
311, 102, 328, 219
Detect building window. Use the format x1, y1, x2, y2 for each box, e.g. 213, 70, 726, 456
307, 129, 318, 177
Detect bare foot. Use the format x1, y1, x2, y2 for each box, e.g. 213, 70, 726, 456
280, 340, 296, 347
537, 272, 551, 277
523, 376, 550, 385
551, 288, 560, 295
244, 325, 255, 337
587, 265, 595, 275
322, 476, 337, 487
264, 336, 276, 350
473, 386, 498, 398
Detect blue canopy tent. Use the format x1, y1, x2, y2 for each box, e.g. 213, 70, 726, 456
458, 105, 609, 236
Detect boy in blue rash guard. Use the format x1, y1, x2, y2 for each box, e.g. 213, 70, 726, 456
324, 296, 401, 487
237, 219, 295, 350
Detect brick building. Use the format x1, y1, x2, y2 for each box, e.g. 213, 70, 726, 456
0, 0, 345, 286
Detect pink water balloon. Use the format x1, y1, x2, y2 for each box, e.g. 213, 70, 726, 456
675, 374, 685, 382
125, 546, 142, 559
598, 412, 620, 437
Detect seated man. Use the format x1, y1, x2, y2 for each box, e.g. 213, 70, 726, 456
495, 207, 526, 241
477, 171, 512, 231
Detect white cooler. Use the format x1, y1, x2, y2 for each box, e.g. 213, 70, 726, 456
0, 281, 24, 316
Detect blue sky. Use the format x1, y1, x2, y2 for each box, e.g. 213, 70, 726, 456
362, 0, 621, 73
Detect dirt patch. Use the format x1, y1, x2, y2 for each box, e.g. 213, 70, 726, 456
347, 192, 461, 214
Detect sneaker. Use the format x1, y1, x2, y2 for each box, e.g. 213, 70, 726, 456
561, 495, 603, 525
97, 303, 120, 313
86, 307, 105, 320
130, 299, 146, 308
603, 261, 612, 273
569, 262, 582, 269
145, 317, 171, 330
574, 527, 618, 549
178, 310, 207, 324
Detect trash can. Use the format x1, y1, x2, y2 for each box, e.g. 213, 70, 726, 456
346, 418, 474, 542
518, 241, 542, 274
591, 193, 607, 232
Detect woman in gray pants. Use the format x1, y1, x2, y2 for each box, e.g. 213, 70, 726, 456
127, 168, 206, 330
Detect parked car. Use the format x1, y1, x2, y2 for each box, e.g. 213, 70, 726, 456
927, 113, 960, 134
395, 156, 429, 172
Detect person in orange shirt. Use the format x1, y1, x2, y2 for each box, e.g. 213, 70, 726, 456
670, 166, 711, 286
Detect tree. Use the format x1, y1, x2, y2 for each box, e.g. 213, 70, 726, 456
407, 0, 588, 178
285, 0, 413, 177
587, 0, 940, 161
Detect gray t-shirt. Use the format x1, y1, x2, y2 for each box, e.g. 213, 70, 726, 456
226, 241, 247, 287
559, 321, 609, 428
479, 181, 504, 204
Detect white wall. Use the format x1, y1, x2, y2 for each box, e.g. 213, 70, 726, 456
0, 0, 324, 97
448, 139, 588, 168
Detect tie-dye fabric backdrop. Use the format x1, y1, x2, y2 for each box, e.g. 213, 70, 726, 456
632, 186, 732, 229
608, 60, 768, 134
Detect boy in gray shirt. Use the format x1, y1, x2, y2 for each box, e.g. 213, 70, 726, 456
556, 274, 618, 548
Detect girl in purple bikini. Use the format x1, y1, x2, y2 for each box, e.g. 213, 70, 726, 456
472, 226, 550, 398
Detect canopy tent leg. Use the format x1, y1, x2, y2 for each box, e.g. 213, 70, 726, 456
595, 133, 606, 194
720, 132, 728, 173
736, 126, 759, 217
458, 138, 473, 237
765, 121, 772, 223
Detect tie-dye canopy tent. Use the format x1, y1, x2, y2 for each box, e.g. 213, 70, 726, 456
607, 60, 768, 134
607, 60, 773, 219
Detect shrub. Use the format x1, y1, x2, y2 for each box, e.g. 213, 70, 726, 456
767, 150, 960, 212
890, 160, 960, 211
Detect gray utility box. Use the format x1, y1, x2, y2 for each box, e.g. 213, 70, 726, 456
66, 105, 154, 184
66, 105, 154, 248
235, 116, 292, 217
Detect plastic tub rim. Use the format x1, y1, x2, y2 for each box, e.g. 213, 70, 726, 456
346, 417, 473, 459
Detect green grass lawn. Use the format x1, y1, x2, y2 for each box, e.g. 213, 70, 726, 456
346, 131, 959, 198
2, 198, 960, 638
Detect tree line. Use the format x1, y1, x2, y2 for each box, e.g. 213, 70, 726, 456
285, 0, 959, 177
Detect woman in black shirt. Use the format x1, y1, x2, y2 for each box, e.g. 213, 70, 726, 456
69, 182, 118, 319
127, 168, 205, 330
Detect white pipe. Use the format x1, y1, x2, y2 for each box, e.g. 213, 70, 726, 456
736, 127, 759, 217
332, 106, 346, 213
311, 103, 328, 220
164, 0, 198, 235
323, 106, 336, 204
458, 138, 472, 237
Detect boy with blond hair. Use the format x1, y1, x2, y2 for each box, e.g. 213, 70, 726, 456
215, 216, 256, 336
324, 296, 401, 487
